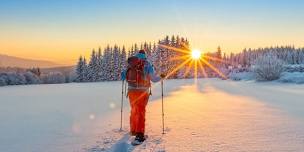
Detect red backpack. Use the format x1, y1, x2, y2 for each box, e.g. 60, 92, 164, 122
126, 56, 151, 88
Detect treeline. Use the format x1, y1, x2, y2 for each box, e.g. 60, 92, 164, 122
75, 46, 127, 82
226, 46, 304, 68
75, 35, 304, 82
75, 35, 190, 82
0, 67, 73, 86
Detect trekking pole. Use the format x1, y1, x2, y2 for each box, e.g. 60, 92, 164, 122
161, 79, 165, 134
120, 80, 124, 131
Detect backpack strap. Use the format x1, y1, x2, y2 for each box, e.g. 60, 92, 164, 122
149, 87, 152, 96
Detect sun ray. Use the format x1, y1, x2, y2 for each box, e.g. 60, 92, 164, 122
156, 43, 228, 82
169, 55, 191, 62
198, 60, 208, 78
204, 55, 238, 67
159, 44, 190, 54
181, 42, 190, 50
203, 55, 226, 63
183, 60, 194, 78
201, 58, 227, 79
194, 60, 198, 84
165, 58, 192, 79
194, 60, 198, 79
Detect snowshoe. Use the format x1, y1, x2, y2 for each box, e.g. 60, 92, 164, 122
131, 133, 147, 146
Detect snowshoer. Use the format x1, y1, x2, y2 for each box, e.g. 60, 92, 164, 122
121, 50, 162, 145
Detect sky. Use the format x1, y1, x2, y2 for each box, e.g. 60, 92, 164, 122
0, 0, 304, 65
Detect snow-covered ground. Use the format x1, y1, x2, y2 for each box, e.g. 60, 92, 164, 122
0, 79, 304, 152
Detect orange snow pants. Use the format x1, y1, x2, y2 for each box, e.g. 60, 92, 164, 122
128, 90, 149, 134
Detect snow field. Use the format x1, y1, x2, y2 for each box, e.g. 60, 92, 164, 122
0, 79, 304, 152
86, 79, 304, 151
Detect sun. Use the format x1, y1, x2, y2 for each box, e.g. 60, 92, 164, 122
191, 49, 202, 60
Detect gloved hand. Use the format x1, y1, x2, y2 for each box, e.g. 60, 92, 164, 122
160, 73, 166, 79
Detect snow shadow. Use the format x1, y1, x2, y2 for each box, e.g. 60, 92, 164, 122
108, 133, 131, 152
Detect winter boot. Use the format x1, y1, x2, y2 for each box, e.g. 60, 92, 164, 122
131, 132, 146, 145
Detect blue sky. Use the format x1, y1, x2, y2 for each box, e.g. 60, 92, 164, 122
0, 0, 303, 64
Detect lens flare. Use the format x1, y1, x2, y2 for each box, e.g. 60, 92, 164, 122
89, 114, 95, 120
109, 102, 116, 109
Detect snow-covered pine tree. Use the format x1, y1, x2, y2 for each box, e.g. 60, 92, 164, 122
294, 49, 301, 64
109, 46, 114, 81
76, 56, 85, 82
134, 43, 138, 53
120, 46, 127, 75
151, 42, 160, 74
128, 45, 133, 57
159, 35, 170, 75
75, 56, 83, 82
97, 47, 103, 81
102, 45, 111, 81
83, 57, 88, 81
217, 46, 222, 60
286, 50, 294, 64
87, 49, 99, 82
112, 45, 121, 80
299, 48, 304, 64
168, 35, 178, 78
146, 42, 152, 59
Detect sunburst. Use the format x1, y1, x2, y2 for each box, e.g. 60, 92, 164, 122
159, 43, 227, 80
191, 49, 202, 60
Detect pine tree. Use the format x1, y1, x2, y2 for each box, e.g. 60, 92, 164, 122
147, 42, 152, 58
299, 49, 304, 64
102, 46, 112, 81
109, 47, 115, 80
83, 57, 88, 81
97, 47, 103, 81
217, 46, 222, 59
75, 56, 84, 82
160, 35, 170, 75
171, 35, 176, 46
113, 45, 120, 80
129, 45, 134, 57
75, 56, 88, 82
120, 46, 127, 72
87, 49, 99, 81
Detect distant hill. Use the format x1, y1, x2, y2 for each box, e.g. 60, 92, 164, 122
0, 54, 62, 68
40, 65, 75, 75
0, 65, 75, 76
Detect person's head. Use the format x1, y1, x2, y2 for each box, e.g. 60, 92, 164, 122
139, 50, 146, 55
136, 50, 147, 59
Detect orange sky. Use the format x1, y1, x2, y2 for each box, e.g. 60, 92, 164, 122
1, 0, 304, 65
1, 31, 303, 65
